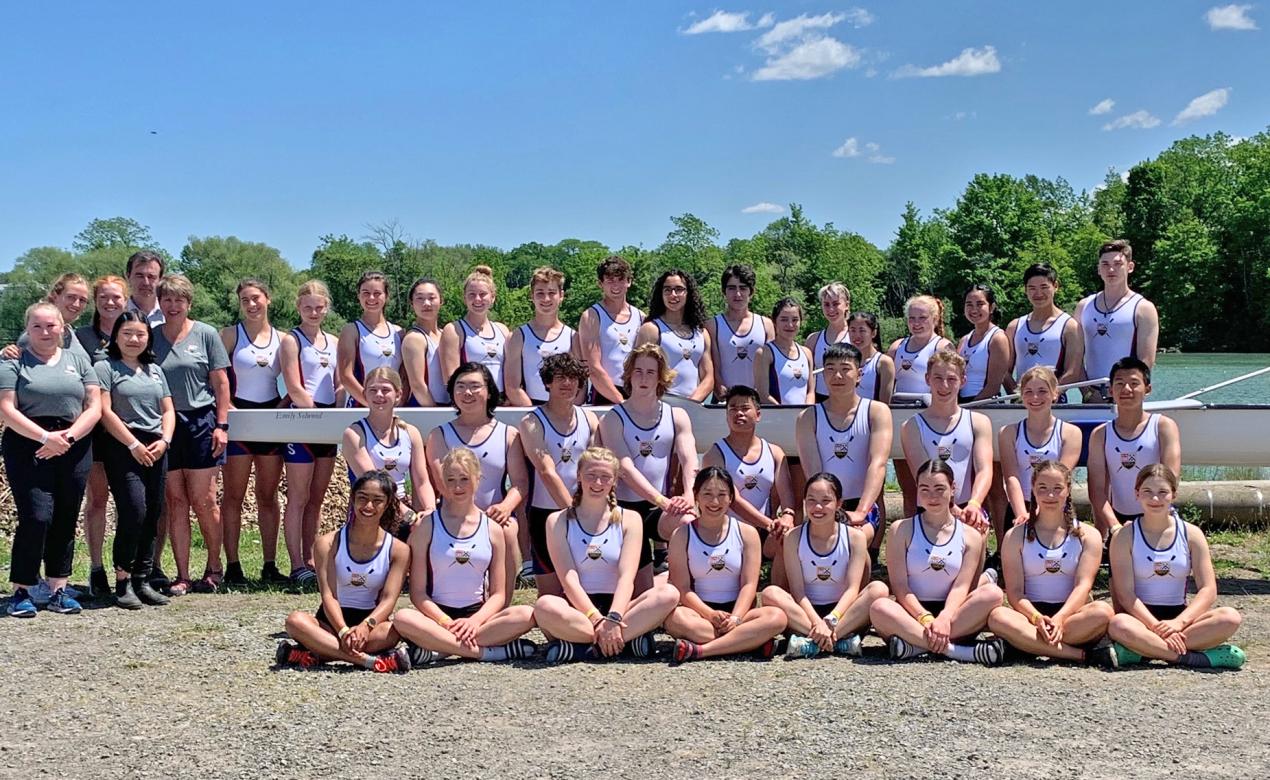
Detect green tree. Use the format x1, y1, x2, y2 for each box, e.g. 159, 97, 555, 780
177, 236, 301, 328
72, 217, 158, 253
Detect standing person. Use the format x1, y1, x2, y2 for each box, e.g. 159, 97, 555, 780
342, 367, 435, 526
957, 285, 1009, 402
761, 473, 889, 658
124, 250, 166, 326
1, 302, 101, 617
4, 273, 93, 360
577, 255, 643, 405
988, 460, 1115, 666
151, 274, 230, 596
888, 294, 952, 398
1108, 465, 1245, 669
805, 282, 851, 403
277, 471, 412, 673
635, 269, 713, 402
519, 354, 600, 596
425, 362, 527, 602
998, 366, 1082, 525
870, 460, 1006, 665
75, 276, 129, 362
702, 386, 796, 584
505, 267, 579, 407
795, 344, 892, 557
337, 271, 403, 408
220, 279, 286, 586
846, 311, 894, 404
94, 311, 175, 610
663, 468, 787, 663
1075, 239, 1159, 401
707, 265, 773, 400
752, 297, 813, 405
400, 278, 447, 407
440, 266, 510, 399
532, 448, 680, 663
1087, 357, 1182, 538
598, 345, 698, 587
392, 448, 538, 664
1004, 263, 1082, 389
279, 280, 341, 586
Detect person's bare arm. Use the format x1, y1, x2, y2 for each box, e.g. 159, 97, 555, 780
438, 323, 463, 390
1136, 300, 1159, 369
975, 330, 1011, 400
1058, 318, 1085, 387
671, 406, 699, 503
794, 407, 821, 476
1086, 426, 1117, 534
633, 321, 659, 350
999, 424, 1028, 521
578, 308, 623, 402
691, 331, 715, 402
1158, 414, 1182, 478
279, 333, 315, 408
706, 316, 725, 398
337, 323, 365, 406
520, 412, 573, 508
851, 401, 892, 521
899, 417, 923, 481
341, 426, 377, 479
400, 331, 435, 407
875, 354, 895, 404
503, 328, 532, 407
752, 345, 776, 403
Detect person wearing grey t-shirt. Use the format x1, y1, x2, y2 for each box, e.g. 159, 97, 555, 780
0, 302, 102, 618
150, 274, 230, 597
3, 273, 92, 363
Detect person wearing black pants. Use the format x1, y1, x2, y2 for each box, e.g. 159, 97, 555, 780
0, 302, 102, 618
95, 311, 177, 609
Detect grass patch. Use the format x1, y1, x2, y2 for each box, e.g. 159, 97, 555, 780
1207, 530, 1270, 578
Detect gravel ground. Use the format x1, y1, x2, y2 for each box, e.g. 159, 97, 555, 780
1, 585, 1268, 780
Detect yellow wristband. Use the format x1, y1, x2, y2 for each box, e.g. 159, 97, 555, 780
965, 499, 981, 510
918, 613, 935, 627
1030, 611, 1043, 626
585, 608, 599, 620
437, 615, 453, 626
337, 626, 352, 639
829, 609, 843, 622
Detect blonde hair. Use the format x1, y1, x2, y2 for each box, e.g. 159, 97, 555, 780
48, 273, 89, 302
926, 348, 966, 377
1018, 365, 1059, 396
440, 447, 482, 483
1026, 460, 1081, 542
296, 279, 332, 305
464, 265, 497, 293
905, 294, 946, 338
363, 366, 407, 429
818, 282, 851, 306
25, 300, 64, 326
531, 267, 565, 290
572, 447, 622, 526
157, 274, 195, 303
621, 343, 676, 397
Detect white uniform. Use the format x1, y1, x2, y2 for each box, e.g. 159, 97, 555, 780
1021, 526, 1085, 603
687, 518, 744, 605
229, 323, 281, 403
765, 342, 810, 404
591, 303, 643, 397
1079, 291, 1144, 385
1013, 312, 1072, 381
423, 330, 450, 404
814, 400, 874, 500
529, 407, 593, 510
812, 329, 849, 397
958, 325, 1000, 399
351, 319, 403, 387
427, 510, 492, 609
894, 336, 942, 395
1103, 414, 1162, 517
518, 323, 575, 403
567, 511, 623, 594
655, 319, 705, 398
458, 318, 507, 393
441, 420, 509, 509
1013, 419, 1066, 502
857, 352, 883, 401
715, 438, 776, 517
714, 313, 765, 392
353, 419, 412, 499
293, 328, 336, 405
1131, 513, 1190, 606
333, 526, 394, 610
906, 515, 967, 603
915, 410, 977, 505
798, 522, 851, 606
611, 402, 675, 503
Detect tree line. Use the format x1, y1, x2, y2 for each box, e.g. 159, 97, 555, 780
2, 129, 1266, 350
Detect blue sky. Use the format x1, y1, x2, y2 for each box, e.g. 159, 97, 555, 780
1, 2, 1265, 271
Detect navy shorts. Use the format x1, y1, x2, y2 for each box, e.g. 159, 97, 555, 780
227, 396, 283, 457
169, 405, 226, 471
842, 497, 881, 530
284, 401, 337, 463
436, 601, 483, 620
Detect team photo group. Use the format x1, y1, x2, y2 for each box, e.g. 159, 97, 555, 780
0, 241, 1246, 674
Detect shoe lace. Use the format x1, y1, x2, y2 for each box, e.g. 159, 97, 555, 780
288, 648, 317, 667
372, 654, 399, 673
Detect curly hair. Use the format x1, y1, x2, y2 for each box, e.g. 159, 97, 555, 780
647, 269, 707, 331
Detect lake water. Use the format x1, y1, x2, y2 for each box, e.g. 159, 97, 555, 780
1148, 353, 1270, 405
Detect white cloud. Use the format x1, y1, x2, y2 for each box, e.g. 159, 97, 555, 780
755, 12, 847, 52
832, 137, 861, 157
843, 8, 875, 28
1173, 87, 1231, 124
681, 10, 775, 35
832, 137, 893, 163
949, 110, 977, 121
1089, 98, 1115, 115
752, 36, 861, 81
1205, 4, 1258, 30
1102, 110, 1161, 131
741, 202, 786, 214
893, 45, 1001, 78
864, 142, 895, 164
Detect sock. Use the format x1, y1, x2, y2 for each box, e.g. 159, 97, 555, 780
482, 645, 510, 662
889, 636, 927, 660
91, 565, 105, 573
1174, 650, 1212, 668
626, 633, 654, 658
673, 640, 702, 663
943, 643, 977, 662
361, 655, 378, 670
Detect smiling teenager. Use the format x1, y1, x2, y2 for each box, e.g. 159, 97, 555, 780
707, 265, 774, 401
753, 297, 813, 405
806, 282, 851, 403
505, 267, 580, 408
337, 271, 404, 409
636, 269, 714, 402
1075, 240, 1159, 402
577, 255, 643, 406
440, 266, 511, 401
400, 277, 448, 407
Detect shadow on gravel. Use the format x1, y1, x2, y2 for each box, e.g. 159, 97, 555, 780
1217, 577, 1270, 596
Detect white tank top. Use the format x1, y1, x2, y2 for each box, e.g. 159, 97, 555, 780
441, 420, 509, 509
591, 303, 643, 388
798, 522, 851, 605
1104, 414, 1161, 516
894, 336, 942, 395
567, 511, 623, 594
333, 525, 394, 610
530, 407, 593, 510
1131, 513, 1190, 606
812, 328, 848, 396
856, 352, 883, 401
766, 341, 810, 404
459, 318, 507, 393
958, 325, 1000, 398
655, 318, 705, 397
230, 323, 281, 403
1020, 525, 1085, 603
1013, 419, 1065, 502
519, 323, 575, 403
715, 438, 775, 516
814, 400, 874, 500
427, 510, 492, 609
293, 328, 336, 405
353, 319, 403, 383
1080, 291, 1143, 384
915, 410, 977, 505
714, 313, 765, 391
611, 402, 675, 502
687, 518, 744, 604
906, 514, 966, 602
1013, 312, 1072, 381
354, 418, 413, 499
423, 330, 450, 404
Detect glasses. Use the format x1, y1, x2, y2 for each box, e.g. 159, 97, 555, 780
582, 473, 615, 485
455, 383, 486, 394
663, 286, 688, 295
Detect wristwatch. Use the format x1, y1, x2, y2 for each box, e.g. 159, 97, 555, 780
824, 614, 839, 629
365, 616, 378, 628
216, 422, 229, 431
65, 433, 77, 445
604, 610, 623, 624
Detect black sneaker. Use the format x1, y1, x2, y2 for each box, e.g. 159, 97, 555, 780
1086, 639, 1119, 670
260, 562, 290, 586
652, 546, 670, 575
148, 567, 171, 591
90, 567, 112, 598
223, 561, 249, 587
133, 579, 171, 606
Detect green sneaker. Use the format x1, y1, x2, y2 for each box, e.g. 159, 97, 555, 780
1113, 642, 1143, 666
1201, 644, 1246, 670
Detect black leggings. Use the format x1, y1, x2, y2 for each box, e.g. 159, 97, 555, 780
102, 430, 168, 576
3, 421, 93, 585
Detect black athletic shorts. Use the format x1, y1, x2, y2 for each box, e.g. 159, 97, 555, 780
315, 604, 374, 629
1114, 510, 1138, 526
169, 404, 226, 471
812, 602, 839, 618
919, 598, 980, 644
617, 499, 659, 569
842, 497, 881, 530
436, 601, 483, 620
703, 599, 741, 613
227, 396, 283, 457
528, 505, 557, 575
1145, 603, 1186, 621
586, 593, 614, 616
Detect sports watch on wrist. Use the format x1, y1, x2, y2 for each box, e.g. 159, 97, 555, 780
604, 610, 623, 624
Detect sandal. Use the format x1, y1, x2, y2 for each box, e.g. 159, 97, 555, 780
190, 570, 222, 594
168, 578, 192, 597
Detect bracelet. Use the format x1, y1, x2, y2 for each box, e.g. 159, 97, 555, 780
128, 440, 143, 451
965, 499, 982, 510
162, 437, 172, 445
829, 609, 843, 622
585, 608, 599, 620
728, 614, 741, 625
39, 431, 49, 445
337, 626, 352, 639
1030, 611, 1044, 626
777, 507, 796, 517
918, 612, 935, 627
437, 615, 453, 626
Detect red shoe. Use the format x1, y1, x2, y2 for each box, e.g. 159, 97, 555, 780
372, 646, 412, 674
275, 641, 320, 668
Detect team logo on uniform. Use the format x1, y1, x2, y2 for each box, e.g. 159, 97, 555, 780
833, 442, 849, 460
792, 367, 803, 379
1043, 551, 1067, 574
709, 552, 728, 571
586, 542, 603, 560
1096, 323, 1109, 337
560, 447, 573, 463
1028, 453, 1044, 467
453, 549, 472, 566
815, 564, 833, 581
1026, 340, 1040, 356
486, 345, 497, 358
64, 365, 79, 375
1120, 452, 1137, 470
383, 457, 398, 472
637, 437, 656, 458
926, 551, 947, 572
349, 571, 368, 587
735, 346, 749, 361
254, 354, 269, 367
319, 355, 330, 368
936, 445, 953, 462
186, 344, 200, 355
618, 334, 629, 346
743, 474, 759, 490
382, 346, 394, 357
681, 348, 692, 361
1151, 555, 1175, 577
901, 359, 913, 372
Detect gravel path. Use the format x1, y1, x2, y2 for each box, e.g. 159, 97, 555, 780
2, 587, 1267, 780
